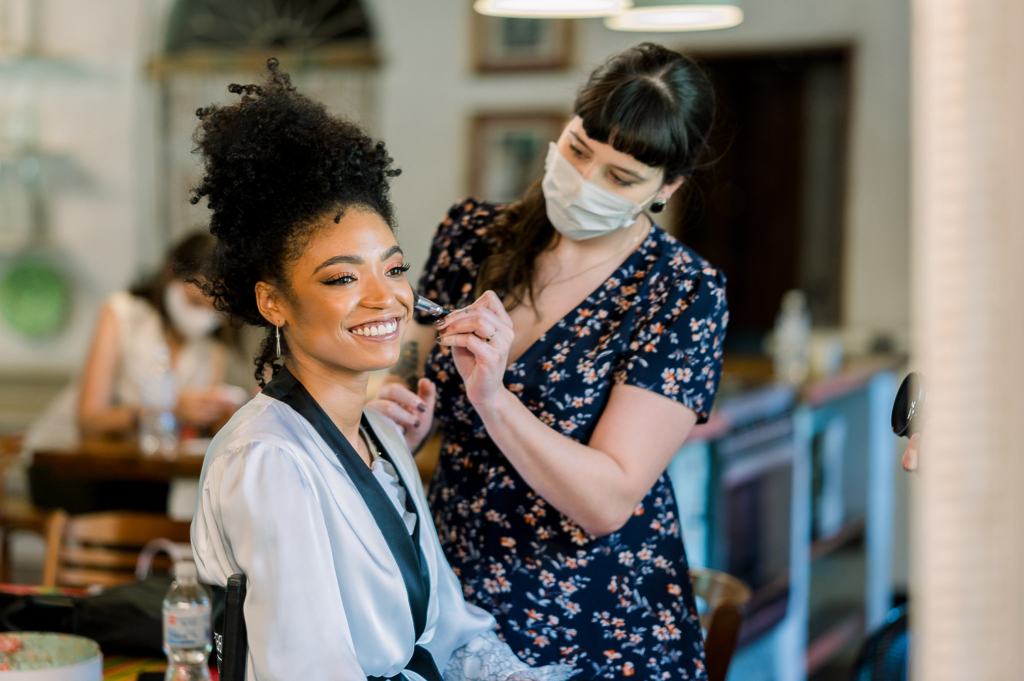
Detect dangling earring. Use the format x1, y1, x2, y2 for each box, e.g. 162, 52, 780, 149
275, 325, 281, 359
650, 200, 666, 214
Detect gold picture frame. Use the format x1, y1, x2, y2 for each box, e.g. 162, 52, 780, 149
468, 112, 568, 203
471, 12, 573, 73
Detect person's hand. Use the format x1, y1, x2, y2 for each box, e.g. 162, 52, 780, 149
435, 291, 514, 414
176, 388, 239, 427
367, 379, 436, 453
902, 433, 922, 471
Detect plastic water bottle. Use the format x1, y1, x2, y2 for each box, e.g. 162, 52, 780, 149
772, 289, 812, 385
140, 347, 178, 458
162, 561, 212, 681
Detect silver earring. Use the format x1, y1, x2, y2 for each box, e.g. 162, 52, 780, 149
275, 325, 281, 359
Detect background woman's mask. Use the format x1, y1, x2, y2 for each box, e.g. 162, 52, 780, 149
164, 282, 221, 340
541, 142, 657, 241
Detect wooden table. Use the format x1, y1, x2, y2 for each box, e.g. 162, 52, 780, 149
32, 439, 206, 483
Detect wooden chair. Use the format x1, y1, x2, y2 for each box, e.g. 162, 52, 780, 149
690, 568, 752, 681
0, 432, 49, 582
42, 510, 191, 588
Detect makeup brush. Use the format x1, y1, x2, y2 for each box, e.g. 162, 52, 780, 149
414, 296, 450, 318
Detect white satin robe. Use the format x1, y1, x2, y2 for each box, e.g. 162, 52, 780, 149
191, 393, 516, 681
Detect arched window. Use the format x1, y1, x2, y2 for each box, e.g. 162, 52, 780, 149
164, 0, 371, 53
149, 0, 379, 248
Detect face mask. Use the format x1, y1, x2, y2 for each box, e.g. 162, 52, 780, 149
541, 142, 659, 241
164, 281, 221, 340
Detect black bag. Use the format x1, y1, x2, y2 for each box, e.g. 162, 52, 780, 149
74, 575, 173, 655
0, 575, 175, 656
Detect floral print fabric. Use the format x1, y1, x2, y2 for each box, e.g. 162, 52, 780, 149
416, 199, 728, 680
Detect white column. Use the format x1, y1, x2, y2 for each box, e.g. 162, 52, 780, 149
912, 0, 1024, 678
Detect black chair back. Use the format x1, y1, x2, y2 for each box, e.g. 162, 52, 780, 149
214, 573, 248, 681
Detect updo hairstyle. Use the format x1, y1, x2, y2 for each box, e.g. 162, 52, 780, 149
189, 59, 401, 384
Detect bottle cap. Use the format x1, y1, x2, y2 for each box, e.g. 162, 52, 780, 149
173, 560, 198, 581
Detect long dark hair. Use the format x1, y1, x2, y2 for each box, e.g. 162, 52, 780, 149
478, 43, 716, 311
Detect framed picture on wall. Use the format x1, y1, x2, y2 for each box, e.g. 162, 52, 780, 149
471, 12, 573, 73
468, 112, 567, 204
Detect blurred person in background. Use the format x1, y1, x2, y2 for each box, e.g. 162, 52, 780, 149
75, 231, 244, 438
372, 43, 726, 680
25, 232, 249, 514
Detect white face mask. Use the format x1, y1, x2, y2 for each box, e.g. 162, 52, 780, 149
541, 142, 659, 241
164, 281, 221, 340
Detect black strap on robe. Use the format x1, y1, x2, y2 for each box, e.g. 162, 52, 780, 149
263, 367, 442, 681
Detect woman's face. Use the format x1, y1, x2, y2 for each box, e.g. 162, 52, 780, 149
261, 208, 414, 375
556, 116, 680, 204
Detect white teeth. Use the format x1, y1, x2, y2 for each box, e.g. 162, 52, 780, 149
352, 320, 398, 337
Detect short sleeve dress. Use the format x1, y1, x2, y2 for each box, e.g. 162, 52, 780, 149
416, 199, 728, 681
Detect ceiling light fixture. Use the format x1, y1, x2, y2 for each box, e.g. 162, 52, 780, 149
473, 0, 633, 19
605, 1, 743, 31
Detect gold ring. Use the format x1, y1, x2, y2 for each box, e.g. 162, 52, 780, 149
484, 332, 496, 343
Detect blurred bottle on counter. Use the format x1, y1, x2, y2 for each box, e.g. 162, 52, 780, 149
163, 561, 212, 681
772, 290, 811, 385
139, 346, 178, 458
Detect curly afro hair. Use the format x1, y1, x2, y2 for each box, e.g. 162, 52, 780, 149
190, 58, 401, 384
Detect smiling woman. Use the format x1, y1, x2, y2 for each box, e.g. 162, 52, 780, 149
186, 59, 573, 681
253, 210, 413, 377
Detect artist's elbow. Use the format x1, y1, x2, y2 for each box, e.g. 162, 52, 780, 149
578, 502, 637, 538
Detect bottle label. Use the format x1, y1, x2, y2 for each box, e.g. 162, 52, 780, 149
164, 604, 211, 648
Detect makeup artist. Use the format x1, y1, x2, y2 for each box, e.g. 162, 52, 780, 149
371, 44, 727, 680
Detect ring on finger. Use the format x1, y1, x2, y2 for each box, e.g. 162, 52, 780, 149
474, 329, 496, 342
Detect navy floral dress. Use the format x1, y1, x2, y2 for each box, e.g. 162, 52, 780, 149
415, 199, 728, 681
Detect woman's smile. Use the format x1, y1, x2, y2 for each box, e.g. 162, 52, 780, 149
257, 207, 415, 376
348, 315, 403, 340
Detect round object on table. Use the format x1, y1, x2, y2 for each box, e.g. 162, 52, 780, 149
0, 257, 72, 338
0, 632, 102, 680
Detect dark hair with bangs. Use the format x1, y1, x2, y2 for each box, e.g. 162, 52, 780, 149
477, 43, 714, 312
575, 44, 714, 181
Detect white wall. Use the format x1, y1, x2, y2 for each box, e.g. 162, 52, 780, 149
369, 0, 911, 353
0, 0, 909, 375
0, 0, 163, 374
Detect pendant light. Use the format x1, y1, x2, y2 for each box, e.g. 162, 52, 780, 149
473, 0, 633, 19
605, 1, 743, 31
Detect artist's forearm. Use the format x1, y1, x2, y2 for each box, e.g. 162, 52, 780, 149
388, 322, 439, 389
387, 338, 422, 390
475, 390, 641, 536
